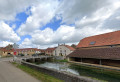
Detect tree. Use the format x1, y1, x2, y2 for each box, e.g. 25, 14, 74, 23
71, 44, 77, 49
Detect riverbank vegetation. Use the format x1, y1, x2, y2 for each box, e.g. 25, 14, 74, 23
12, 62, 63, 82
70, 64, 120, 82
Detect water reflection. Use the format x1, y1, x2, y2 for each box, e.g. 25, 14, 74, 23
36, 61, 120, 82
39, 62, 79, 75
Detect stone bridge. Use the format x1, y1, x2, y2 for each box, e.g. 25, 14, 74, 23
22, 56, 53, 63
13, 56, 53, 64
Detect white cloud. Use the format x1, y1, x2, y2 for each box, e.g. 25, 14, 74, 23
17, 0, 59, 36
0, 21, 20, 42
19, 24, 113, 49
19, 38, 32, 48
19, 38, 57, 49
30, 25, 75, 45
18, 0, 120, 49
0, 41, 13, 47
1, 0, 120, 49
116, 16, 120, 20
57, 0, 113, 24
0, 0, 37, 20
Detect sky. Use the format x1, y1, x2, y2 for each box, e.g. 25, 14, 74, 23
0, 0, 120, 49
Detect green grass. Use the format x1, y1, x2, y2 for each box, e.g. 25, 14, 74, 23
70, 64, 120, 82
12, 62, 63, 82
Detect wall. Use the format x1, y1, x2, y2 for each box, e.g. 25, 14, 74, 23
21, 61, 97, 82
17, 49, 36, 56
53, 45, 73, 57
45, 50, 54, 56
69, 57, 120, 67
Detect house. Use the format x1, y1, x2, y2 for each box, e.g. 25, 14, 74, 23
16, 48, 37, 55
45, 48, 56, 56
53, 44, 75, 58
16, 48, 45, 56
77, 30, 120, 48
67, 30, 120, 67
0, 44, 44, 57
0, 44, 14, 57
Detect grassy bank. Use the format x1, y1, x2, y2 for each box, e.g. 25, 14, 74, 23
12, 62, 63, 82
70, 64, 120, 82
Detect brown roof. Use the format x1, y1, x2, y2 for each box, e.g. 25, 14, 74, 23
46, 48, 56, 51
65, 45, 75, 51
67, 47, 120, 60
77, 30, 120, 48
16, 48, 37, 51
0, 48, 14, 52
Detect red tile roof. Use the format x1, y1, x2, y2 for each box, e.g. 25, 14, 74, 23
0, 48, 43, 52
46, 48, 56, 51
77, 30, 120, 48
67, 47, 120, 60
0, 48, 13, 52
65, 45, 75, 51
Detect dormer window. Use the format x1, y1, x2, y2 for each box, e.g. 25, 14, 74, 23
90, 41, 96, 45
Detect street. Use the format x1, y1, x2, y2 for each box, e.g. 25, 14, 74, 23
0, 59, 40, 82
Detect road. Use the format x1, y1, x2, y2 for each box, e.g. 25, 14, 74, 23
0, 57, 13, 62
0, 58, 40, 82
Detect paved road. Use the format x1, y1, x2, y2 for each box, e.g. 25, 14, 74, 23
0, 61, 40, 82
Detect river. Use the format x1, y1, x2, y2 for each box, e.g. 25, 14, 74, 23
36, 60, 120, 82
39, 62, 79, 75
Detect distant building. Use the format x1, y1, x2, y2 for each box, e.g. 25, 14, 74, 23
67, 30, 120, 67
53, 44, 75, 58
16, 48, 43, 56
0, 44, 14, 57
45, 48, 56, 56
0, 44, 44, 57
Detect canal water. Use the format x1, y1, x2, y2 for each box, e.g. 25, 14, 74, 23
39, 62, 79, 75
35, 60, 120, 82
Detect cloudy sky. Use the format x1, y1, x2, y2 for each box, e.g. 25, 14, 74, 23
0, 0, 120, 49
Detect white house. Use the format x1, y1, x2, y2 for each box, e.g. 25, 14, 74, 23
53, 44, 75, 58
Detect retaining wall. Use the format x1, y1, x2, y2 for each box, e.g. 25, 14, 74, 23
21, 61, 98, 82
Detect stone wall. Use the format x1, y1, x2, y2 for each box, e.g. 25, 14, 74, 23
21, 61, 98, 82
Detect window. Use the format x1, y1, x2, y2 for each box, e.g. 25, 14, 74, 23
60, 50, 62, 53
65, 50, 66, 54
64, 50, 66, 52
90, 41, 96, 45
110, 45, 115, 47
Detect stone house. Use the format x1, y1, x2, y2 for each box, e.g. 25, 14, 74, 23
0, 44, 43, 56
53, 44, 75, 58
16, 48, 43, 56
67, 30, 120, 67
45, 48, 56, 56
0, 44, 14, 57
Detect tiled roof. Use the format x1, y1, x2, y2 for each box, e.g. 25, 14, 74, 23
0, 48, 13, 52
77, 30, 120, 48
46, 48, 56, 51
67, 47, 120, 60
65, 45, 75, 51
15, 48, 36, 51
0, 48, 43, 52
